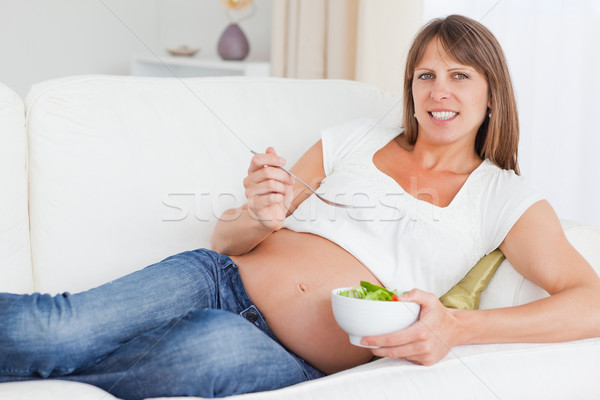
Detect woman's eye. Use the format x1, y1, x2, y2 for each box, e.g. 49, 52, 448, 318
453, 73, 469, 80
418, 73, 434, 80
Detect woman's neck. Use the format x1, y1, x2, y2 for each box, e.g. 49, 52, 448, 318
398, 134, 482, 175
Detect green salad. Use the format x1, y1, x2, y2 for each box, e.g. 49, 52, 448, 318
338, 281, 399, 301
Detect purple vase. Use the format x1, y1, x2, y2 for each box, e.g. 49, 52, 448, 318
217, 23, 250, 61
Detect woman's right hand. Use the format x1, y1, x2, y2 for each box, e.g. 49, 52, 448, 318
211, 140, 323, 255
243, 147, 295, 232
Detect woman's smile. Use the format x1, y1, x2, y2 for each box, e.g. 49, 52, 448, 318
428, 109, 459, 124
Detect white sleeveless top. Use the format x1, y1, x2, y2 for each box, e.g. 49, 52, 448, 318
282, 118, 544, 296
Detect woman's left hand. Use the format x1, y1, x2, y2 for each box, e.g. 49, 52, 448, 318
360, 289, 462, 366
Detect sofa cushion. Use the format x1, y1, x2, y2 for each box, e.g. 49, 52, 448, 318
212, 338, 600, 400
440, 249, 505, 310
0, 82, 32, 293
25, 75, 402, 294
0, 380, 119, 400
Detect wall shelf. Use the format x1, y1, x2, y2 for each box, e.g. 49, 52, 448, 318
131, 55, 271, 78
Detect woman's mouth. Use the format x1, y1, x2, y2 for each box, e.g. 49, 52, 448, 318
429, 111, 458, 121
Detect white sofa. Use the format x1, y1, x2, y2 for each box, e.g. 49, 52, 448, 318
1, 75, 599, 400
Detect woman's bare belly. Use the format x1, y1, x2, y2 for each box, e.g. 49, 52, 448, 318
230, 228, 382, 375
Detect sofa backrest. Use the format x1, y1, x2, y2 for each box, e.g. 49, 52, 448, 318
21, 74, 600, 304
0, 82, 33, 293
25, 75, 403, 294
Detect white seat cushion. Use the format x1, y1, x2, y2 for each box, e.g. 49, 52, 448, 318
0, 82, 32, 293
146, 338, 600, 400
0, 380, 119, 400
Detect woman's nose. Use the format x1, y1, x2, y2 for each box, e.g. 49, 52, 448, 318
430, 78, 450, 101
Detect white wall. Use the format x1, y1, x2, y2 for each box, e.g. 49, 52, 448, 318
0, 0, 272, 97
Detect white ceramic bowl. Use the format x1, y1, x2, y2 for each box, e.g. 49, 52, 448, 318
331, 287, 421, 347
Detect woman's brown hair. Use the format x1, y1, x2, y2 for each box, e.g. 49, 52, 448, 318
403, 14, 520, 174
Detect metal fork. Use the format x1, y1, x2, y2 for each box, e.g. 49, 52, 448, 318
250, 150, 354, 208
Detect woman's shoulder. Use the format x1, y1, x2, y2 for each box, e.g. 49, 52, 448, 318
321, 118, 398, 174
478, 159, 520, 180
470, 159, 545, 253
471, 159, 542, 209
321, 118, 377, 141
322, 118, 399, 138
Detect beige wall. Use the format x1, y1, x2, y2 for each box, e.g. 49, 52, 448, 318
355, 0, 423, 95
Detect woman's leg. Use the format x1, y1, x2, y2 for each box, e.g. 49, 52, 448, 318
62, 309, 317, 400
0, 249, 232, 378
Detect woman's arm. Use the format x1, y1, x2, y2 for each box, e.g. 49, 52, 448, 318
210, 141, 326, 255
456, 200, 600, 343
363, 200, 600, 365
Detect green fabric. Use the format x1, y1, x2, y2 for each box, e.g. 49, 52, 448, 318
439, 249, 506, 310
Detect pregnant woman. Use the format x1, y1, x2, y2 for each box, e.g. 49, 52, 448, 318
1, 14, 599, 400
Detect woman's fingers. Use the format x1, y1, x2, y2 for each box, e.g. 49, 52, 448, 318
248, 147, 286, 174
362, 321, 424, 349
244, 166, 295, 213
369, 338, 433, 364
367, 322, 438, 363
367, 321, 450, 366
244, 147, 295, 230
244, 165, 294, 188
246, 186, 290, 208
399, 288, 439, 307
361, 288, 459, 366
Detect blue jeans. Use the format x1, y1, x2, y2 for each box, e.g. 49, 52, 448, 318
0, 249, 324, 399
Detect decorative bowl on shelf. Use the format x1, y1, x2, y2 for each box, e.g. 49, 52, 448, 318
167, 46, 200, 57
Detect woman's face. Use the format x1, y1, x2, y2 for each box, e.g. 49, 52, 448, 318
412, 38, 489, 148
